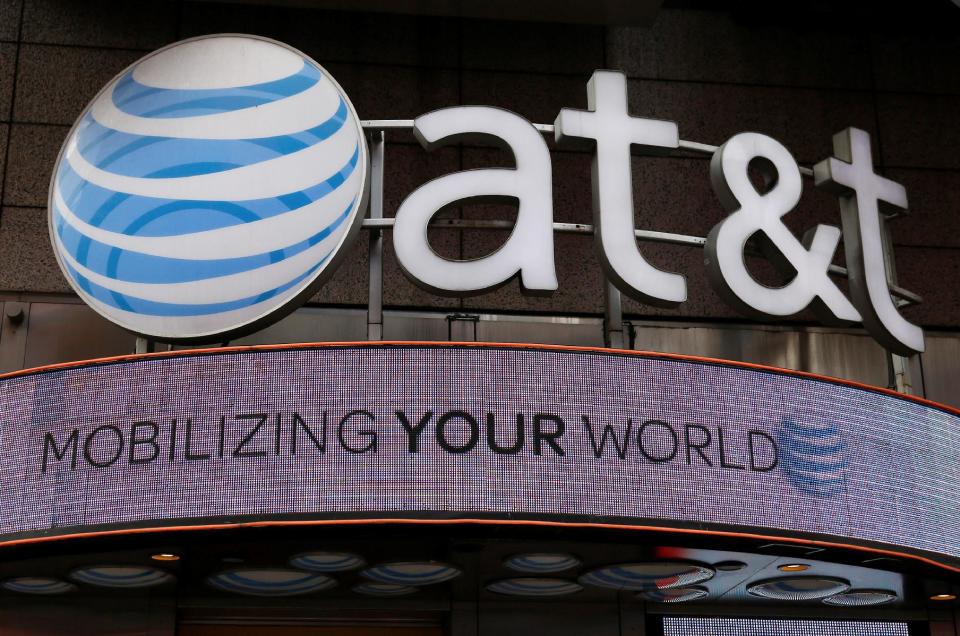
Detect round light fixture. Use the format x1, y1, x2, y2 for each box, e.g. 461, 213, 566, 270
713, 561, 747, 572
151, 553, 180, 562
70, 565, 174, 588
930, 593, 957, 601
823, 589, 897, 606
361, 562, 461, 586
2, 577, 77, 595
747, 576, 850, 601
777, 563, 809, 572
290, 551, 365, 572
207, 568, 336, 596
579, 562, 714, 591
353, 582, 419, 597
487, 578, 583, 597
638, 586, 709, 603
503, 553, 581, 574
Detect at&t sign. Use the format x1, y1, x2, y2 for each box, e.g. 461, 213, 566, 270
49, 35, 924, 355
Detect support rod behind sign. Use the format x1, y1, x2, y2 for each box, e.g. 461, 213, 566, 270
604, 280, 625, 349
880, 218, 914, 395
367, 131, 385, 341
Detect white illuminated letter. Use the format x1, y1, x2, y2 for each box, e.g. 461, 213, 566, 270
814, 128, 924, 354
705, 132, 861, 324
555, 70, 686, 306
392, 107, 557, 295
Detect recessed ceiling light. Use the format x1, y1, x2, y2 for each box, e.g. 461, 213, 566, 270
70, 566, 174, 588
361, 562, 461, 586
207, 569, 336, 596
930, 593, 957, 601
290, 552, 365, 572
503, 553, 581, 574
487, 578, 583, 597
777, 563, 809, 572
151, 553, 180, 562
579, 562, 714, 591
748, 577, 850, 601
824, 589, 897, 606
639, 586, 709, 603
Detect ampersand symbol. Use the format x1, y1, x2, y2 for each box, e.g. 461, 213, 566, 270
704, 132, 860, 323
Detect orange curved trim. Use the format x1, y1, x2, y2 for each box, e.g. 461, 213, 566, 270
0, 340, 957, 416
3, 517, 959, 575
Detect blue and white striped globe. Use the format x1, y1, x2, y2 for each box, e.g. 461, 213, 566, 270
207, 568, 337, 596
779, 417, 847, 498
48, 35, 368, 341
579, 562, 715, 591
2, 577, 77, 595
69, 565, 174, 588
361, 562, 462, 586
352, 582, 420, 597
486, 577, 583, 597
290, 551, 366, 572
503, 553, 581, 574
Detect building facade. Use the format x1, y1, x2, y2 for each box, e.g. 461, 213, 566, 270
0, 0, 958, 634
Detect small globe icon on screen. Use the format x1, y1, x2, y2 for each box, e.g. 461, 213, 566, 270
48, 35, 368, 342
779, 417, 847, 498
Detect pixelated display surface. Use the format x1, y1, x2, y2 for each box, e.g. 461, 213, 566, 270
2, 344, 958, 562
662, 617, 909, 636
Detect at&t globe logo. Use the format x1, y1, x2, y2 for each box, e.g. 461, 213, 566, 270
48, 35, 368, 341
779, 417, 847, 498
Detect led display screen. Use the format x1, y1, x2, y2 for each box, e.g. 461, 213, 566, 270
2, 344, 958, 564
662, 617, 909, 636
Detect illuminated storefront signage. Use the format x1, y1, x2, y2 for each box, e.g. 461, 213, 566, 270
49, 36, 923, 354
48, 35, 369, 342
7, 344, 959, 566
